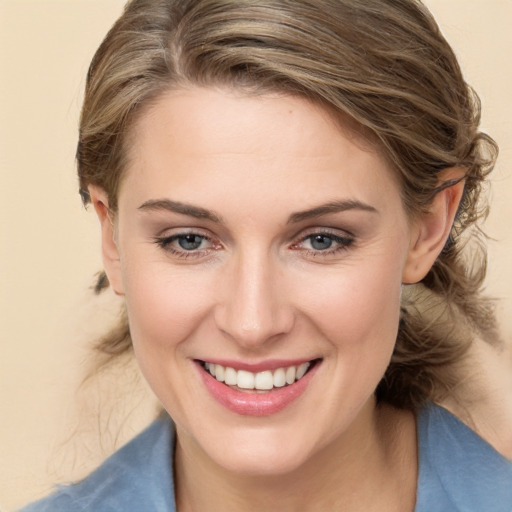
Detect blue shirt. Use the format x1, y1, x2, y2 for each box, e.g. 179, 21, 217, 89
19, 404, 512, 511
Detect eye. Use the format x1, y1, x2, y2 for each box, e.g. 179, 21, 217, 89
308, 234, 335, 251
175, 234, 206, 251
153, 231, 220, 258
291, 230, 354, 256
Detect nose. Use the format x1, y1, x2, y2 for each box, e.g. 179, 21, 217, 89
213, 248, 295, 349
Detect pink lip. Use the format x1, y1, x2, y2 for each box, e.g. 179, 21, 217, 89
196, 360, 319, 416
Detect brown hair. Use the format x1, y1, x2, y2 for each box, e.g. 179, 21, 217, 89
78, 0, 499, 409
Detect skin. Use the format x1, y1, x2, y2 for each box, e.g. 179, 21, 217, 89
90, 87, 464, 511
442, 338, 512, 459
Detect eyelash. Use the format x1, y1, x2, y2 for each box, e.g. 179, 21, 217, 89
291, 230, 354, 256
153, 232, 219, 259
153, 229, 354, 260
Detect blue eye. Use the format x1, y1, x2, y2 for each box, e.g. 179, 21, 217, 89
309, 234, 334, 250
154, 232, 215, 257
295, 231, 354, 255
176, 234, 204, 250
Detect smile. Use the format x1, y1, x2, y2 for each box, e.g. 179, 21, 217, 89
196, 359, 321, 416
202, 361, 313, 392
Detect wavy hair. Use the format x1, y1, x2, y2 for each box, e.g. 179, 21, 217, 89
78, 0, 499, 409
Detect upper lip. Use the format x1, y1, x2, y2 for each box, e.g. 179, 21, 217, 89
195, 358, 320, 373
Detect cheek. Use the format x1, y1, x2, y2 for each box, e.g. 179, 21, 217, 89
121, 257, 216, 355
120, 259, 220, 417
295, 257, 403, 356
298, 261, 404, 423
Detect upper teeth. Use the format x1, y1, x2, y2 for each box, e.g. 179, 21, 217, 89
204, 362, 311, 390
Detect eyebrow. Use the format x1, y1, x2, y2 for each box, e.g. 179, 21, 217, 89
138, 199, 223, 223
137, 198, 377, 224
287, 200, 378, 224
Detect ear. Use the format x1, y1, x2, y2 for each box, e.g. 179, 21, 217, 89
88, 185, 124, 296
402, 168, 465, 284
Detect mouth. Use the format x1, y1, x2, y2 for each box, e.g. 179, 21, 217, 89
196, 358, 321, 416
197, 359, 320, 393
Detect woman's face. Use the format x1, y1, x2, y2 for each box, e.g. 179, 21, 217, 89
108, 88, 421, 475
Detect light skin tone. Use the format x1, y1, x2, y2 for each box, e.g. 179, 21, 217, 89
90, 87, 464, 511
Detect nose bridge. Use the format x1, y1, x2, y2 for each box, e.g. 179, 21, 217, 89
215, 244, 293, 347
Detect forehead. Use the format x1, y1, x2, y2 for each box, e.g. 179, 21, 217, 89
119, 87, 401, 216
129, 87, 379, 158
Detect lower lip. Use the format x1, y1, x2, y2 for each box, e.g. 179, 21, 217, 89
197, 362, 319, 416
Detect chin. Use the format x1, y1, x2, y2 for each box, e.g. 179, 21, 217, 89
209, 437, 315, 477
182, 416, 330, 478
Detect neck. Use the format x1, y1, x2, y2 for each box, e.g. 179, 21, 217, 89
174, 401, 418, 512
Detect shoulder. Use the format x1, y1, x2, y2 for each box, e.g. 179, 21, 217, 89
17, 417, 176, 512
17, 492, 76, 512
415, 403, 512, 512
446, 339, 512, 459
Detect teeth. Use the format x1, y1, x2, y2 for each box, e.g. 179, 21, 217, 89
237, 370, 255, 389
296, 362, 309, 380
204, 361, 312, 390
224, 366, 238, 386
254, 370, 273, 390
214, 364, 225, 382
273, 368, 286, 387
285, 366, 296, 385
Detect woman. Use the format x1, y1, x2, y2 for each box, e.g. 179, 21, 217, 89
19, 0, 512, 510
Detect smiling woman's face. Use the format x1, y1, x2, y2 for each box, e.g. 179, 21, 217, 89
96, 87, 424, 475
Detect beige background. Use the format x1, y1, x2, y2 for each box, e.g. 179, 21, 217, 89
1, 1, 511, 509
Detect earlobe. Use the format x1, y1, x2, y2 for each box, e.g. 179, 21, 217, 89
402, 168, 465, 284
88, 185, 124, 296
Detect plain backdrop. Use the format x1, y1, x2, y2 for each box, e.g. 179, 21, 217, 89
1, 1, 511, 509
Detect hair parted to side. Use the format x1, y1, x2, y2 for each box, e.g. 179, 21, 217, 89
78, 0, 499, 410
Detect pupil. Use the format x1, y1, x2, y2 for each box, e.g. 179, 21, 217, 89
179, 235, 202, 250
311, 235, 332, 250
